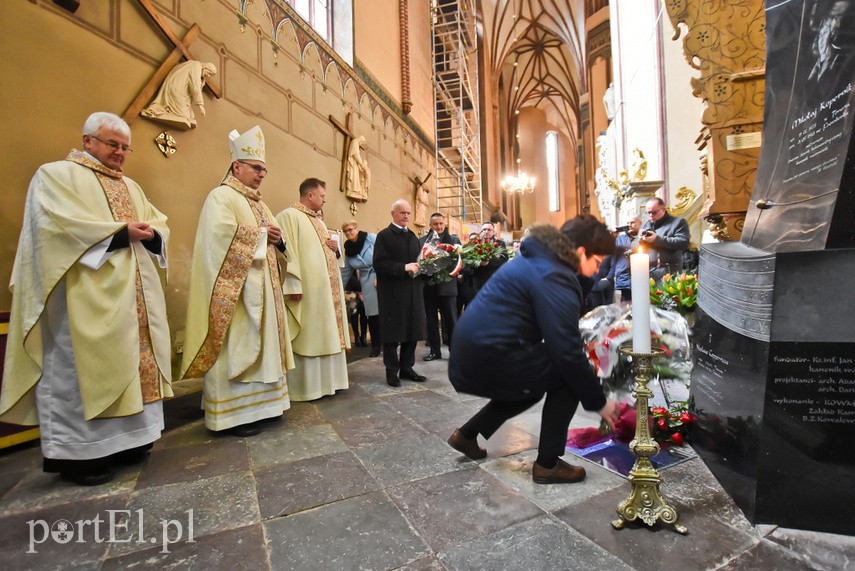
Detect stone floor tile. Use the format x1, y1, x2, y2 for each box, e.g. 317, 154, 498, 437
439, 515, 633, 571
0, 495, 131, 570
135, 438, 249, 489
318, 382, 371, 401
265, 491, 430, 569
358, 380, 427, 397
314, 394, 397, 422
716, 538, 816, 570
410, 400, 489, 437
0, 465, 140, 516
481, 424, 538, 458
352, 430, 471, 487
255, 451, 379, 518
279, 401, 327, 429
0, 469, 29, 504
153, 420, 218, 450
766, 527, 855, 571
387, 466, 544, 552
395, 555, 448, 570
331, 410, 425, 449
0, 443, 42, 474
102, 524, 269, 570
383, 390, 458, 418
107, 471, 260, 557
553, 488, 758, 571
482, 450, 625, 513
247, 423, 348, 470
658, 458, 758, 537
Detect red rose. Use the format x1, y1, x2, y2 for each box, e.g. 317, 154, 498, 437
657, 419, 667, 430
651, 407, 668, 417
679, 412, 693, 423
670, 432, 684, 446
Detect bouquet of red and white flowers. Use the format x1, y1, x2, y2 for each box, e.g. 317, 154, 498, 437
460, 237, 507, 269
417, 241, 462, 285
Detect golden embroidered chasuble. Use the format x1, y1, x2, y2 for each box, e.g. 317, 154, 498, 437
181, 175, 293, 381
0, 151, 172, 424
276, 203, 349, 356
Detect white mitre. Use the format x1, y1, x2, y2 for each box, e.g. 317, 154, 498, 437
229, 125, 266, 162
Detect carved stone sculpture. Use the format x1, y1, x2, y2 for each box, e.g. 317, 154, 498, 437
345, 135, 370, 202
414, 179, 431, 228
142, 61, 217, 130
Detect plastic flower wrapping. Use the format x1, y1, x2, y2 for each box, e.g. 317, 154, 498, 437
417, 241, 462, 285
569, 304, 695, 447
580, 304, 693, 392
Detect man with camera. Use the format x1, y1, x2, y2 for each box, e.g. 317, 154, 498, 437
608, 215, 641, 301
636, 197, 690, 281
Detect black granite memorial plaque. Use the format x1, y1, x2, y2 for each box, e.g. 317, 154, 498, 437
692, 0, 855, 534
742, 0, 855, 252
693, 248, 855, 534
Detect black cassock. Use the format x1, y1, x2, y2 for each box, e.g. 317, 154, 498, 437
373, 224, 426, 343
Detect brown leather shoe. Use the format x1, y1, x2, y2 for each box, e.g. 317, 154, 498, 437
447, 428, 487, 460
532, 458, 586, 484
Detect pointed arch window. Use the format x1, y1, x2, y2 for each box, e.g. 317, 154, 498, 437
546, 131, 560, 212
292, 0, 331, 41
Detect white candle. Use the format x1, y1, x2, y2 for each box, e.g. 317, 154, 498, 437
630, 251, 651, 354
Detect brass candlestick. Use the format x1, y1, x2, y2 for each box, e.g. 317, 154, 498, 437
612, 346, 688, 534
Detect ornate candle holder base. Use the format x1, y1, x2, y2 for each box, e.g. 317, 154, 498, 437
611, 347, 688, 535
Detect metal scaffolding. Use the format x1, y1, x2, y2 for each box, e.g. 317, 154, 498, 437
432, 0, 482, 224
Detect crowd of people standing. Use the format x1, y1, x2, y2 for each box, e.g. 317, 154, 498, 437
0, 110, 681, 489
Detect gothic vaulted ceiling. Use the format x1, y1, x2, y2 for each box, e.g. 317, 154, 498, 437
480, 0, 586, 139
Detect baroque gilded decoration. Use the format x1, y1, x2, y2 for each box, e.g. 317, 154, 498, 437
666, 0, 766, 240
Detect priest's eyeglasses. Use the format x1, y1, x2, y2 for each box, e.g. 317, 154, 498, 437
91, 136, 133, 153
238, 160, 269, 175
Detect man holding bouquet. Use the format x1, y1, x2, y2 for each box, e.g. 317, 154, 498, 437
472, 221, 509, 294
373, 200, 427, 386
419, 213, 461, 361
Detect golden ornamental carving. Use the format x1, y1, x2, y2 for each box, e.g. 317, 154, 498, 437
671, 186, 698, 216
665, 0, 766, 129
665, 0, 766, 241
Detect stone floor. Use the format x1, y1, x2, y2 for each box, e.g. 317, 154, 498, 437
1, 346, 854, 570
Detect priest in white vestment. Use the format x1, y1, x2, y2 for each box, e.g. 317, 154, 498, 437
181, 126, 294, 436
0, 112, 172, 486
276, 178, 350, 401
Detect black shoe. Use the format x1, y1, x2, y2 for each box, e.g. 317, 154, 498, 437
369, 348, 381, 357
60, 467, 116, 486
423, 353, 441, 361
110, 443, 153, 466
399, 369, 427, 382
386, 371, 402, 387
222, 423, 262, 437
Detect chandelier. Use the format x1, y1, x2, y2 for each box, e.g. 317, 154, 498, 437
501, 171, 535, 193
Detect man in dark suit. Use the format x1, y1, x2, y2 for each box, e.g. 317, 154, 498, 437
373, 200, 427, 386
472, 221, 509, 294
419, 212, 461, 361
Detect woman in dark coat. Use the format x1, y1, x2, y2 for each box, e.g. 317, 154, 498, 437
447, 215, 620, 484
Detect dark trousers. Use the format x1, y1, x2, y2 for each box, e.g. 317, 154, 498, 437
617, 288, 632, 301
424, 289, 458, 354
460, 383, 579, 461
383, 341, 416, 374
367, 315, 381, 349
349, 306, 368, 344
